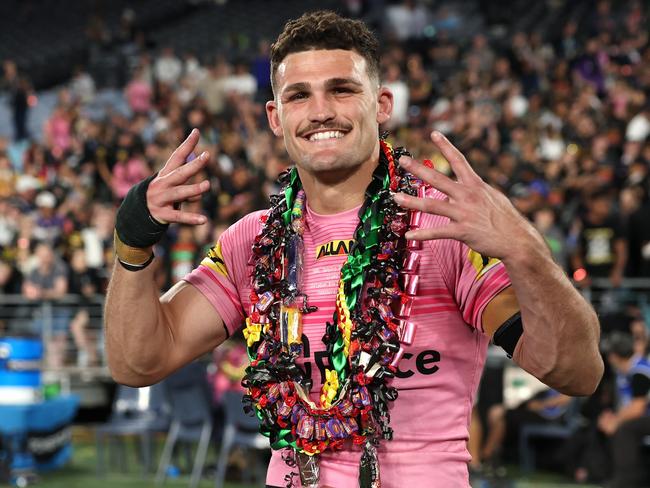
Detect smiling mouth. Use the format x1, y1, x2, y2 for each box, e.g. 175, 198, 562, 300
305, 130, 348, 142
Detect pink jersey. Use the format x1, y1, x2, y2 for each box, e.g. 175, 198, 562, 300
185, 188, 511, 487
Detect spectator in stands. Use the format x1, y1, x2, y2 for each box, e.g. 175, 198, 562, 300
252, 40, 272, 100
169, 225, 199, 285
68, 248, 101, 367
385, 0, 430, 41
209, 339, 247, 405
626, 103, 650, 143
480, 389, 572, 469
571, 188, 627, 287
70, 66, 96, 105
382, 63, 409, 130
1, 60, 31, 141
532, 206, 568, 271
111, 140, 150, 201
0, 152, 15, 199
125, 65, 153, 115
599, 332, 650, 487
32, 191, 65, 246
154, 47, 183, 87
23, 242, 70, 367
223, 60, 257, 98
216, 164, 262, 224
200, 59, 230, 116
0, 257, 22, 295
43, 102, 73, 160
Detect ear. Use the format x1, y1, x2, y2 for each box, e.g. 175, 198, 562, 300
376, 86, 394, 125
266, 100, 284, 138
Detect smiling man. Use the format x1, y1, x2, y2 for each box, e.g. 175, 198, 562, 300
105, 11, 603, 488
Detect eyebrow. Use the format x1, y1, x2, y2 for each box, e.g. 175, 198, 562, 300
281, 77, 363, 96
325, 77, 363, 88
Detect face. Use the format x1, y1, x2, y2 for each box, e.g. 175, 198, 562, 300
266, 49, 392, 176
36, 244, 54, 268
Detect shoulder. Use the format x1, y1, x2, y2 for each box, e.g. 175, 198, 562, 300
631, 358, 650, 379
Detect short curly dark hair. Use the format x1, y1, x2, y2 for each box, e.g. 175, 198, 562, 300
270, 10, 380, 93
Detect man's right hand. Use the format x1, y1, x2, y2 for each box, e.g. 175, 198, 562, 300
147, 128, 211, 225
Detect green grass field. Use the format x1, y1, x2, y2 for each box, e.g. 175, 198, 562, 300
31, 436, 258, 488
26, 434, 600, 488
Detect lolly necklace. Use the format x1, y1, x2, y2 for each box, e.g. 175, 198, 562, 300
242, 137, 427, 488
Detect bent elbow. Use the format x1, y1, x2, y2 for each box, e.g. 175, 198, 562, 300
108, 365, 160, 388
106, 351, 163, 387
546, 354, 604, 397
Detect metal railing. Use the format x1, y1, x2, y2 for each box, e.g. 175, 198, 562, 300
0, 294, 108, 379
1, 277, 649, 382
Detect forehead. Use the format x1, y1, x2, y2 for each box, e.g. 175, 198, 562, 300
276, 49, 370, 90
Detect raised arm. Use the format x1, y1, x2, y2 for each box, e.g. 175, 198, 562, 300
393, 131, 603, 396
105, 129, 227, 387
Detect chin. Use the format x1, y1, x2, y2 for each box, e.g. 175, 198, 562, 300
300, 153, 362, 174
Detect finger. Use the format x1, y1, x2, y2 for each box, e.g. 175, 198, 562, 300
430, 131, 481, 184
159, 128, 200, 177
399, 156, 461, 197
392, 192, 462, 221
164, 151, 209, 185
405, 224, 460, 241
154, 208, 208, 226
159, 180, 210, 204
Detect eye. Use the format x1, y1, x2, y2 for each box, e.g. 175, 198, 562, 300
333, 87, 353, 95
288, 92, 308, 101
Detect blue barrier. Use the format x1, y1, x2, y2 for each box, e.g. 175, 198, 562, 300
0, 396, 79, 472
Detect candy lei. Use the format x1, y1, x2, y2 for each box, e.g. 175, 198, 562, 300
242, 138, 428, 488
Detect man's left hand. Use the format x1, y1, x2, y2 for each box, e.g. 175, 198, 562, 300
393, 131, 544, 261
597, 410, 618, 435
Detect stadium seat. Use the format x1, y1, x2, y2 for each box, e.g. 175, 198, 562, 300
214, 390, 268, 488
155, 362, 214, 488
95, 383, 170, 476
518, 397, 584, 474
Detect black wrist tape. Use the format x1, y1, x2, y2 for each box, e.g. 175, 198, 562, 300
115, 174, 168, 248
492, 311, 523, 358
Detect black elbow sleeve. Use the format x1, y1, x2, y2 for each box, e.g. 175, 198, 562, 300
492, 312, 523, 358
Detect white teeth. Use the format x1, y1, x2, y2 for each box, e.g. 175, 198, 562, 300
308, 131, 344, 141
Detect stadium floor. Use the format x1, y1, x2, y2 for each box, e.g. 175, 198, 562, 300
29, 436, 601, 488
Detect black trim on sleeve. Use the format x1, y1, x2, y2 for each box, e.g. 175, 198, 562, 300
492, 311, 523, 358
630, 372, 650, 398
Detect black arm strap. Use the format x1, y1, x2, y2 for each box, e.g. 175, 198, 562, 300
492, 311, 523, 358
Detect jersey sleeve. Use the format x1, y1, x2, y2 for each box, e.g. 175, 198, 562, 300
423, 188, 512, 332
630, 372, 650, 398
183, 211, 265, 336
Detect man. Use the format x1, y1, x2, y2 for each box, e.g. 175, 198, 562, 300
24, 242, 70, 367
599, 332, 650, 488
105, 12, 602, 487
571, 188, 627, 288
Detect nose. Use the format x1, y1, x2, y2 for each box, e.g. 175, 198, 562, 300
307, 92, 335, 124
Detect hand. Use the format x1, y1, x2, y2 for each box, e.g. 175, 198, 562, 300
597, 410, 618, 435
147, 129, 211, 225
392, 131, 544, 261
23, 283, 42, 300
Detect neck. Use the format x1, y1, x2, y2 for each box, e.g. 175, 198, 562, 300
297, 146, 380, 215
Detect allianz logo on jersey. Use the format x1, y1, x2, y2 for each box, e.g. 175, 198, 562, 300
316, 239, 355, 260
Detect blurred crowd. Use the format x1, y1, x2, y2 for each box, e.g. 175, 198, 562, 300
0, 0, 650, 482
